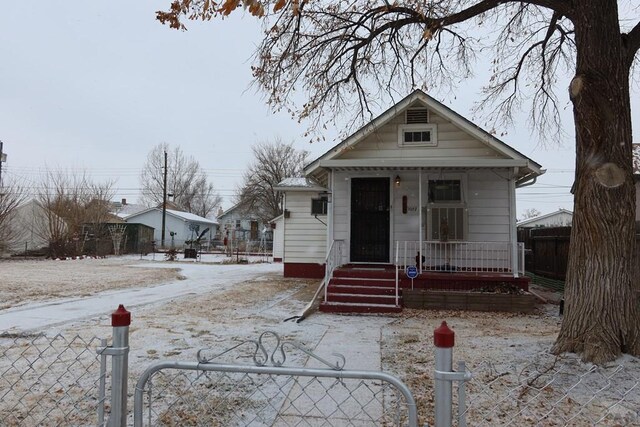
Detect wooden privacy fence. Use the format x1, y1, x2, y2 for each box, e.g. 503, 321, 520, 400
518, 225, 640, 284
518, 226, 571, 280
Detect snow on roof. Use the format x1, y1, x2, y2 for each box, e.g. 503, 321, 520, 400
517, 208, 573, 227
633, 144, 640, 175
276, 177, 324, 188
113, 203, 147, 219
166, 209, 218, 224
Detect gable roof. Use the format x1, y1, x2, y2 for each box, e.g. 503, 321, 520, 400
124, 207, 218, 225
517, 208, 573, 227
273, 177, 327, 192
304, 89, 543, 184
218, 202, 262, 221
112, 203, 147, 219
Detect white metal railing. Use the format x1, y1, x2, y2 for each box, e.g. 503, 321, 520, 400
394, 241, 524, 276
394, 241, 401, 306
323, 240, 345, 302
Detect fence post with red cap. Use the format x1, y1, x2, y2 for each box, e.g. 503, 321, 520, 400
433, 321, 472, 427
434, 321, 454, 426
110, 304, 131, 427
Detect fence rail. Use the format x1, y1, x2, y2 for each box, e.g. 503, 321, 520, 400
395, 241, 524, 276
134, 331, 418, 427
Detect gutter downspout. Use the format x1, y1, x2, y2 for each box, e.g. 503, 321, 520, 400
509, 168, 519, 277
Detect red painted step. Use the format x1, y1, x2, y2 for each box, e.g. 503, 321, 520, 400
319, 301, 402, 314
327, 293, 399, 305
327, 285, 397, 295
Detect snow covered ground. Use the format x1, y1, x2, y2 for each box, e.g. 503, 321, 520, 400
0, 255, 638, 426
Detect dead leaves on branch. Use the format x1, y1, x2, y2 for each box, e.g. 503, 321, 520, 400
157, 0, 303, 29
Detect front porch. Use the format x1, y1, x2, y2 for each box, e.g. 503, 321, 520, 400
319, 240, 530, 314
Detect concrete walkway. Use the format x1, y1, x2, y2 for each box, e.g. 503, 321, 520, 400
273, 315, 395, 425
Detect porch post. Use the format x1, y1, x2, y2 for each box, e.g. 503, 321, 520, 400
509, 171, 519, 277
418, 168, 423, 273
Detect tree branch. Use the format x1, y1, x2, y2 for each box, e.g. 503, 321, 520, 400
623, 21, 640, 66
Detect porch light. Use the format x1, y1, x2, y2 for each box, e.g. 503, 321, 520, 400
395, 175, 401, 187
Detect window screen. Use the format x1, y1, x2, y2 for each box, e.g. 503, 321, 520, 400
428, 180, 461, 202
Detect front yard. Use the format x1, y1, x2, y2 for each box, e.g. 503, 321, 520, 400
0, 256, 637, 426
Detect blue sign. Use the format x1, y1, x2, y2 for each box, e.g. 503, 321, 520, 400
406, 265, 418, 279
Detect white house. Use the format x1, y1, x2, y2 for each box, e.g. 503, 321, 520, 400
517, 209, 573, 228
218, 203, 273, 244
274, 89, 544, 280
3, 199, 65, 255
122, 208, 218, 249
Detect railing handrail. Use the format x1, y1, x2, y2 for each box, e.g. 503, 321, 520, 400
323, 240, 344, 303
394, 240, 525, 277
394, 241, 399, 306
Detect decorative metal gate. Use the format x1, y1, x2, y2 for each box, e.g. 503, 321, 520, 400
134, 331, 418, 426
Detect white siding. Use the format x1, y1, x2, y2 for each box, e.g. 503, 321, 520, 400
466, 171, 511, 242
272, 216, 284, 260
338, 105, 509, 161
283, 192, 327, 264
332, 169, 512, 256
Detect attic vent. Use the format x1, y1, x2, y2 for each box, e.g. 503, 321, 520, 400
406, 108, 429, 124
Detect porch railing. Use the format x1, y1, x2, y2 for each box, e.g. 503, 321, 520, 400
395, 241, 525, 276
323, 240, 345, 302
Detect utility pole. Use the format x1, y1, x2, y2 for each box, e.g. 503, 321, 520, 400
161, 150, 168, 248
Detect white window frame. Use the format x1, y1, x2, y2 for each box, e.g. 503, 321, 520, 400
425, 204, 468, 241
398, 123, 438, 147
424, 174, 467, 241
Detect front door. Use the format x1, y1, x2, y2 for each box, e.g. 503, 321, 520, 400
350, 178, 390, 262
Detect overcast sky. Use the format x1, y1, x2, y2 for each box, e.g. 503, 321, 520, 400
1, 1, 639, 217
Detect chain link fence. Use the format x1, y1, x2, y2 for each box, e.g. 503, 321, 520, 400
134, 331, 418, 426
458, 352, 640, 426
0, 332, 108, 426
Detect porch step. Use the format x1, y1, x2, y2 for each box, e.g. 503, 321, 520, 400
327, 285, 397, 295
333, 268, 396, 280
329, 277, 396, 287
326, 293, 399, 305
319, 301, 402, 314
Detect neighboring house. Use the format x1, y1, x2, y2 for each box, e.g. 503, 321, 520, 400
218, 203, 273, 246
122, 208, 218, 249
111, 199, 148, 220
3, 199, 66, 254
517, 209, 573, 228
274, 89, 544, 287
633, 143, 639, 222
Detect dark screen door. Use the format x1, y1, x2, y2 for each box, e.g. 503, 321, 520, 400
350, 178, 390, 262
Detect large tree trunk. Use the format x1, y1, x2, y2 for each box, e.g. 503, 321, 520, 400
552, 0, 640, 363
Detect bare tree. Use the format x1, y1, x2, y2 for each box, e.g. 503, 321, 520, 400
237, 139, 309, 223
520, 208, 542, 220
0, 177, 29, 253
37, 170, 115, 258
140, 143, 222, 217
158, 1, 640, 363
